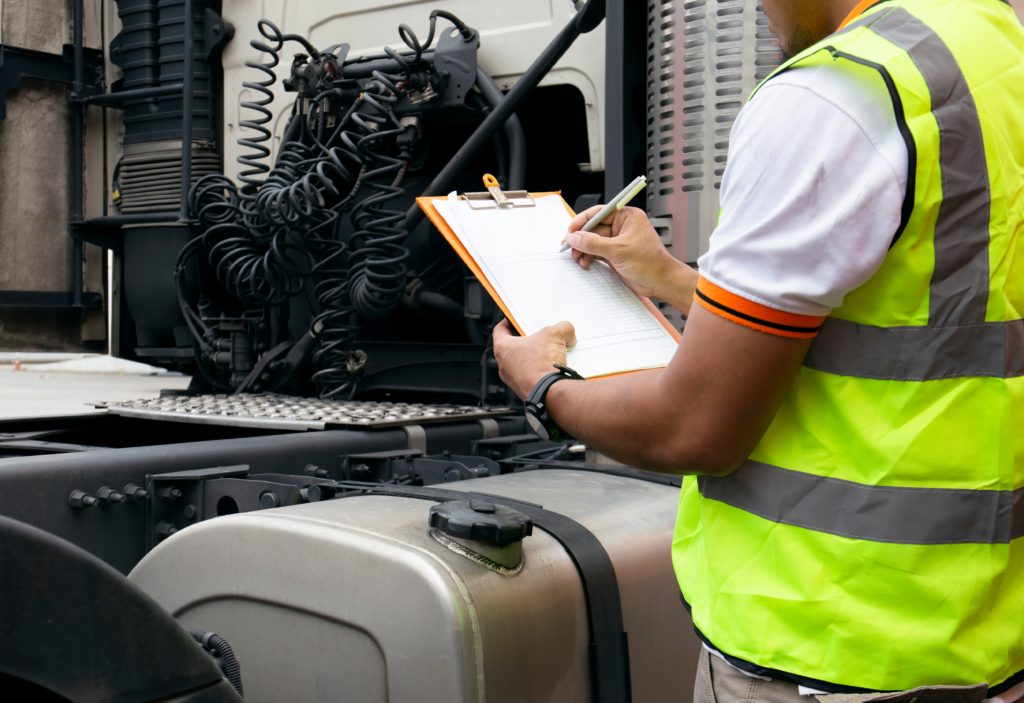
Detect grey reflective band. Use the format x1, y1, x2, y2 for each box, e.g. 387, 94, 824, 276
802, 9, 1002, 380
699, 461, 1024, 545
868, 9, 992, 326
805, 317, 1024, 380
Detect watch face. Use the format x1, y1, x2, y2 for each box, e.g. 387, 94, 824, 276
525, 409, 549, 440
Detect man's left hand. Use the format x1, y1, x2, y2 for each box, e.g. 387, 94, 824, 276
492, 319, 577, 399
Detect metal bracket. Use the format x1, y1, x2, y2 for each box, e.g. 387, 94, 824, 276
339, 449, 499, 484
145, 465, 251, 550
0, 43, 104, 119
432, 23, 479, 106
403, 425, 428, 453
203, 8, 234, 59
471, 433, 554, 462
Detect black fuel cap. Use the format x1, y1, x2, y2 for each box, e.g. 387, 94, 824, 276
428, 499, 533, 545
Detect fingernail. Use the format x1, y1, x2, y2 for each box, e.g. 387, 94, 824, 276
567, 233, 581, 249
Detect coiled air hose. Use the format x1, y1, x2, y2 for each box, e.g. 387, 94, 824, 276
183, 14, 480, 398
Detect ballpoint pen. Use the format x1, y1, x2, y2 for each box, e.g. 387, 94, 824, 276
559, 175, 648, 252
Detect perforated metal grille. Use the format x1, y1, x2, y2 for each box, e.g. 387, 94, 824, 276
99, 394, 513, 430
645, 1, 782, 261
646, 0, 686, 198
680, 0, 708, 194
754, 8, 780, 80
710, 0, 747, 187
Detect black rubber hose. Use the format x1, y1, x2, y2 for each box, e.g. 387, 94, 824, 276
401, 0, 601, 234
475, 67, 527, 190
191, 630, 244, 697
237, 20, 285, 194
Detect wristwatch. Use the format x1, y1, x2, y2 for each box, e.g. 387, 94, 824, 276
524, 364, 583, 441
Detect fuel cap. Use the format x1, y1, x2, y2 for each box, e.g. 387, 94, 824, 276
428, 499, 533, 546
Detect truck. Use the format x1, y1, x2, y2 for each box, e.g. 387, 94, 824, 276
7, 1, 1017, 701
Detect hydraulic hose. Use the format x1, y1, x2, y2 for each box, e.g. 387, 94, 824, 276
401, 0, 605, 233
475, 67, 527, 190
190, 630, 243, 697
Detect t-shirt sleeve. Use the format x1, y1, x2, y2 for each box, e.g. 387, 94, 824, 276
695, 70, 908, 338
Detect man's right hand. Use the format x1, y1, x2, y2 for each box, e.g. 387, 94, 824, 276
564, 205, 697, 314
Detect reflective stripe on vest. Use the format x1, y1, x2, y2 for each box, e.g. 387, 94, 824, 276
804, 7, 1022, 380
699, 462, 1024, 544
704, 4, 1024, 538
805, 317, 1024, 379
874, 9, 990, 325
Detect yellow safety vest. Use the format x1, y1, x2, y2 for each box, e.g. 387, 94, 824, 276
673, 0, 1024, 692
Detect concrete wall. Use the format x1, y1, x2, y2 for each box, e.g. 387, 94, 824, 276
0, 77, 73, 294
0, 0, 105, 351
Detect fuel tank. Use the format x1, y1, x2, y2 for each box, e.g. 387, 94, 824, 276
129, 469, 700, 702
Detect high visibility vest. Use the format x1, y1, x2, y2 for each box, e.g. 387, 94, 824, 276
673, 0, 1024, 692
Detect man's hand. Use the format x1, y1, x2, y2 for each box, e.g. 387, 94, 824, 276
492, 319, 576, 400
565, 206, 697, 312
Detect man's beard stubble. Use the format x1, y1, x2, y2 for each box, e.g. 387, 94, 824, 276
782, 25, 816, 58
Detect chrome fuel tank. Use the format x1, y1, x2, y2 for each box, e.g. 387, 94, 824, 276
129, 469, 699, 702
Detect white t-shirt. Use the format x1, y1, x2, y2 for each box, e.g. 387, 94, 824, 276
695, 60, 908, 326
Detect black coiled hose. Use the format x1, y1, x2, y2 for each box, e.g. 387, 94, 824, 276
190, 174, 312, 307
190, 630, 243, 697
237, 20, 283, 195
183, 14, 473, 398
304, 56, 414, 394
310, 276, 362, 399
255, 141, 355, 230
340, 75, 410, 318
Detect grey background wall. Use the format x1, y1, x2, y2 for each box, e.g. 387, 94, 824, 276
0, 0, 105, 351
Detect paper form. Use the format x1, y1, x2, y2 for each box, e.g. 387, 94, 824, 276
432, 195, 679, 378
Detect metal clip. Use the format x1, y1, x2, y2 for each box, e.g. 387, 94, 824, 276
483, 173, 512, 207
462, 174, 536, 210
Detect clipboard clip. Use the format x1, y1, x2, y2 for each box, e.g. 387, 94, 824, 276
463, 174, 535, 209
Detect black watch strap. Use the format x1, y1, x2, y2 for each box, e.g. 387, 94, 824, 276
552, 363, 584, 380
524, 364, 583, 440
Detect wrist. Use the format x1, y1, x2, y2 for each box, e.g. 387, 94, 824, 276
655, 259, 698, 313
523, 365, 583, 440
516, 366, 555, 400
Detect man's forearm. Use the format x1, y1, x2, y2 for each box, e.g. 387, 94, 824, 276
544, 370, 695, 474
537, 304, 812, 476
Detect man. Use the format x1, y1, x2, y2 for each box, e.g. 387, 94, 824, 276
492, 0, 1024, 700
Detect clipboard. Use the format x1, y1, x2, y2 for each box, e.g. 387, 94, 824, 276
417, 175, 681, 379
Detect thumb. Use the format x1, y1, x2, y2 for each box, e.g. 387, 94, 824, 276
492, 318, 513, 340
564, 229, 613, 258
550, 320, 577, 348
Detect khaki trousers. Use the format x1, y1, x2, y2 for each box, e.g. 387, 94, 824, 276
693, 649, 990, 703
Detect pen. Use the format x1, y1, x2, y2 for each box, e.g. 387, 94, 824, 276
559, 175, 648, 252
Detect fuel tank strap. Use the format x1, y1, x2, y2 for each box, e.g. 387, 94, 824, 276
332, 480, 632, 703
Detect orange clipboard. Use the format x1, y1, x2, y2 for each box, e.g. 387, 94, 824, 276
416, 180, 681, 379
